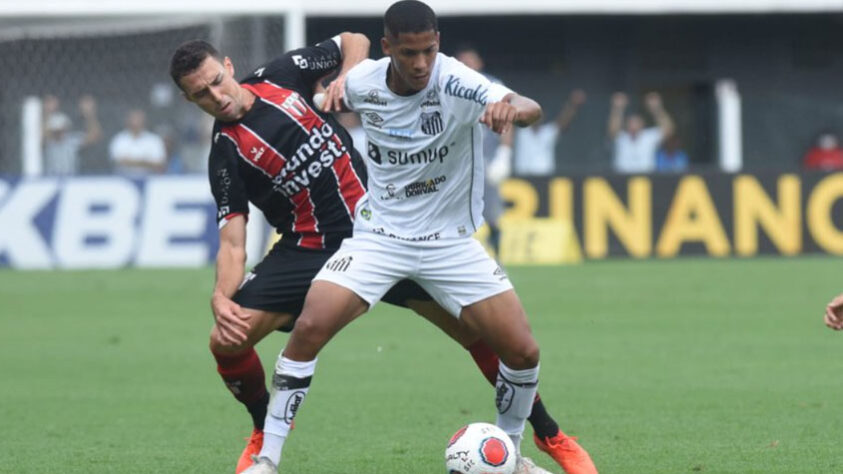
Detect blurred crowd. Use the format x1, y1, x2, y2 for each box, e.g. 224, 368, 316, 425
40, 93, 212, 177
39, 47, 843, 178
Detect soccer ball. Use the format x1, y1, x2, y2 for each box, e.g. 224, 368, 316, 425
445, 422, 516, 474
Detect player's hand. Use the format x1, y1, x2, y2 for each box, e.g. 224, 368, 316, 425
824, 294, 843, 331
211, 292, 252, 345
481, 101, 519, 135
320, 74, 347, 113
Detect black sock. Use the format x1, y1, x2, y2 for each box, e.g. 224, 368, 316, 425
246, 390, 270, 430
528, 394, 560, 440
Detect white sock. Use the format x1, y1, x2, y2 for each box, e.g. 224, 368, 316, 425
258, 355, 317, 466
495, 362, 539, 454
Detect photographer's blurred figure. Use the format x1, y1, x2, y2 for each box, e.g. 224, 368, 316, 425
109, 109, 167, 175
454, 44, 512, 255
42, 95, 102, 176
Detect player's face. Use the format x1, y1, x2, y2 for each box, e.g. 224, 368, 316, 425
382, 30, 439, 94
179, 56, 247, 122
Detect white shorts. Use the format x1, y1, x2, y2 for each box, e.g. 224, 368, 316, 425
313, 231, 513, 317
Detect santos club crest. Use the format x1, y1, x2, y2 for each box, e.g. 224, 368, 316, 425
420, 111, 444, 136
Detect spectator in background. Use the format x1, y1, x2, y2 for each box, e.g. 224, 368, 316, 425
513, 89, 586, 176
656, 135, 689, 173
336, 112, 366, 158
455, 44, 512, 255
42, 94, 102, 176
802, 131, 843, 171
109, 109, 167, 175
608, 91, 674, 174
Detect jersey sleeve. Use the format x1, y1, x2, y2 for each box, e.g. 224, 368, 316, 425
253, 37, 343, 91
439, 57, 513, 126
208, 126, 250, 229
342, 59, 377, 112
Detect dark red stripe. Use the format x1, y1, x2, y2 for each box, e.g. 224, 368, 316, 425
245, 83, 322, 131
220, 123, 286, 176
289, 187, 320, 244
249, 81, 365, 217
332, 156, 365, 215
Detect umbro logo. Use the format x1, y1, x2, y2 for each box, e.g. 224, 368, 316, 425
364, 112, 384, 128
493, 265, 508, 281
325, 255, 353, 272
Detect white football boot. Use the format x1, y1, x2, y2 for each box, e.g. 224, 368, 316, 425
515, 455, 554, 474
240, 456, 277, 474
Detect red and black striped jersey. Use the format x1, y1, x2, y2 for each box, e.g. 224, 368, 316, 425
208, 38, 367, 250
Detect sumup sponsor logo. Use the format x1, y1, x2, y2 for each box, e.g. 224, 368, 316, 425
444, 75, 489, 106
386, 145, 449, 165
271, 123, 347, 197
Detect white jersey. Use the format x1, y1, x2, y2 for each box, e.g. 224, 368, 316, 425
344, 53, 512, 241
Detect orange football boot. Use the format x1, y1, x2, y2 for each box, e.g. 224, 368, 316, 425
235, 429, 264, 474
534, 430, 598, 474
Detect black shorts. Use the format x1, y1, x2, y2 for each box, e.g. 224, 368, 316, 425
232, 241, 432, 332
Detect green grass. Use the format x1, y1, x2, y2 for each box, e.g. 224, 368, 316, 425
2, 257, 843, 473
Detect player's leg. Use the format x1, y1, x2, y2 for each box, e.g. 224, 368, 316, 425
210, 309, 294, 430
414, 239, 595, 472
402, 297, 564, 438
253, 235, 412, 470
220, 244, 336, 473
210, 310, 293, 474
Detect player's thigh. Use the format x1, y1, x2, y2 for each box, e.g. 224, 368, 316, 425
285, 280, 370, 360
312, 232, 418, 309
415, 238, 513, 319
382, 279, 481, 348
460, 289, 539, 370
232, 242, 337, 328
210, 309, 296, 354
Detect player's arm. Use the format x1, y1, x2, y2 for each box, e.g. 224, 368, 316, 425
211, 215, 252, 345
320, 32, 370, 113
482, 93, 542, 135
824, 293, 843, 331
207, 131, 253, 345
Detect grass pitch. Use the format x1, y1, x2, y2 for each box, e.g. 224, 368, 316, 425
1, 256, 842, 473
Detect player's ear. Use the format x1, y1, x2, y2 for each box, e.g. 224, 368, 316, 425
381, 36, 391, 57
224, 56, 235, 76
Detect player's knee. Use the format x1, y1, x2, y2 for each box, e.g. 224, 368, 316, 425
290, 313, 332, 347
208, 328, 252, 355
503, 341, 540, 370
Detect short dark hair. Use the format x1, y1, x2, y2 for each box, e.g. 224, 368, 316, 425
384, 0, 438, 38
169, 40, 222, 87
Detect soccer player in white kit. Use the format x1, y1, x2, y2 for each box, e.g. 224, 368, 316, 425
244, 2, 598, 473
